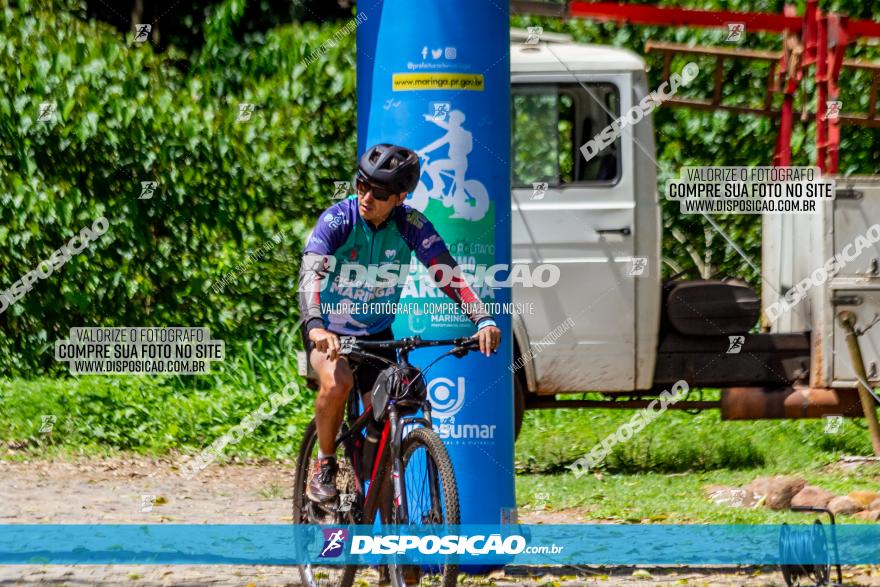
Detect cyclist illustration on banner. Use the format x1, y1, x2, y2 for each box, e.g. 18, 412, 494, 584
409, 109, 490, 221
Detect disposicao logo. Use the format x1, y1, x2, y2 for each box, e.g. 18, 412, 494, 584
319, 528, 349, 558
351, 534, 527, 555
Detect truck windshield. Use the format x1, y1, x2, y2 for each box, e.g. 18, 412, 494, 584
512, 82, 620, 187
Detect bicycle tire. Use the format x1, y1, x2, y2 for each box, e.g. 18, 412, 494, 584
390, 427, 460, 587
293, 419, 357, 587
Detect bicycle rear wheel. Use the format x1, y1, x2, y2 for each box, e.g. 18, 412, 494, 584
390, 427, 460, 587
293, 419, 358, 587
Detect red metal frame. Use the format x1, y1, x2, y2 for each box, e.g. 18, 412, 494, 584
542, 1, 880, 173
569, 2, 801, 33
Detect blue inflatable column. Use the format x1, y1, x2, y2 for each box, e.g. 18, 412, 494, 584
356, 1, 515, 528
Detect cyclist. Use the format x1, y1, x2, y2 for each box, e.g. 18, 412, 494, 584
298, 143, 501, 504
416, 110, 472, 207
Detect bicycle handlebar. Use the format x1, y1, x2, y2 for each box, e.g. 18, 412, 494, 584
342, 335, 477, 352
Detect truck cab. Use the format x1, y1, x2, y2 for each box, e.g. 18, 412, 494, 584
510, 36, 662, 396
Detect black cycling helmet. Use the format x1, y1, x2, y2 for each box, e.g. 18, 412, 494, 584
358, 143, 420, 195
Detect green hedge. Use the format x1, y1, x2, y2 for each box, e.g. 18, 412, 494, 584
0, 0, 358, 374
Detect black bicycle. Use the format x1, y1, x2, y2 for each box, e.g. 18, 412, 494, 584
293, 335, 483, 587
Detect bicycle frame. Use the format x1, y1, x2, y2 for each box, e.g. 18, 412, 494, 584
332, 339, 453, 526
337, 408, 437, 520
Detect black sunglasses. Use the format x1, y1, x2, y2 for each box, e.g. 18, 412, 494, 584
355, 174, 397, 202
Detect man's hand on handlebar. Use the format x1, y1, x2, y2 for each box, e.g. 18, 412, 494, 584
472, 325, 501, 357
309, 328, 341, 360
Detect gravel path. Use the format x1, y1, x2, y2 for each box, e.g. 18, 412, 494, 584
1, 456, 878, 586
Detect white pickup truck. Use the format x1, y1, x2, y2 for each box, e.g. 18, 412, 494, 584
508, 33, 880, 436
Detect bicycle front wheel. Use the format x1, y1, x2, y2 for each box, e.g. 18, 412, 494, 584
390, 427, 460, 587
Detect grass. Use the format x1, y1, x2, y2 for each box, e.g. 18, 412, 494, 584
2, 356, 879, 524
0, 331, 316, 460
516, 467, 880, 524
516, 390, 873, 475
515, 395, 879, 523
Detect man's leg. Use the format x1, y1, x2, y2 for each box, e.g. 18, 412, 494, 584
311, 350, 354, 457
307, 350, 353, 502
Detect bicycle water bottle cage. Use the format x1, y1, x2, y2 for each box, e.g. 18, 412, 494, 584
372, 365, 427, 418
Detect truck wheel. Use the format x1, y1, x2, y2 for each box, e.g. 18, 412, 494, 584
514, 375, 525, 441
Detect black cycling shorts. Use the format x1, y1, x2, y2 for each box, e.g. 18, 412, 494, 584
304, 327, 397, 396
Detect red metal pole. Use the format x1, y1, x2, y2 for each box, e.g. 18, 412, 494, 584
826, 15, 849, 174
776, 94, 794, 167
816, 13, 828, 173
802, 0, 818, 66
565, 1, 880, 41
774, 4, 802, 167
568, 2, 802, 33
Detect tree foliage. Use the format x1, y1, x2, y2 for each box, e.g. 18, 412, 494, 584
2, 0, 879, 374
0, 0, 357, 373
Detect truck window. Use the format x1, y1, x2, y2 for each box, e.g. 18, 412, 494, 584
512, 83, 620, 188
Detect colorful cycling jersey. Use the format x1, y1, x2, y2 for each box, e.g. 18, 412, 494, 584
299, 195, 492, 336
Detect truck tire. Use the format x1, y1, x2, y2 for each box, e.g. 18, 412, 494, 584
514, 374, 525, 441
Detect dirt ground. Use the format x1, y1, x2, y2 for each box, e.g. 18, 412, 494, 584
1, 456, 879, 586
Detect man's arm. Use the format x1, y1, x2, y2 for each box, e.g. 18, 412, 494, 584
397, 208, 500, 355
424, 249, 495, 328
298, 253, 331, 337
425, 250, 500, 357
300, 200, 355, 358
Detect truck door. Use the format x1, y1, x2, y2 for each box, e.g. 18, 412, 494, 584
511, 75, 637, 392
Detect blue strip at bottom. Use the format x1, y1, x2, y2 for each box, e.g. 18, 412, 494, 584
0, 524, 875, 565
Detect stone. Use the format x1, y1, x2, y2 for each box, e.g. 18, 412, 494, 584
828, 495, 863, 516
745, 476, 806, 510
790, 486, 836, 509
869, 498, 880, 511
854, 510, 880, 522
848, 491, 880, 508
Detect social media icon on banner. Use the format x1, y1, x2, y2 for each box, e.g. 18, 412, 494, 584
431, 102, 451, 121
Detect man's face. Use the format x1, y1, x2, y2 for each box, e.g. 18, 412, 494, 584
356, 182, 404, 224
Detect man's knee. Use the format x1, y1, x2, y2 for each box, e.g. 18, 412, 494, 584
317, 363, 353, 400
